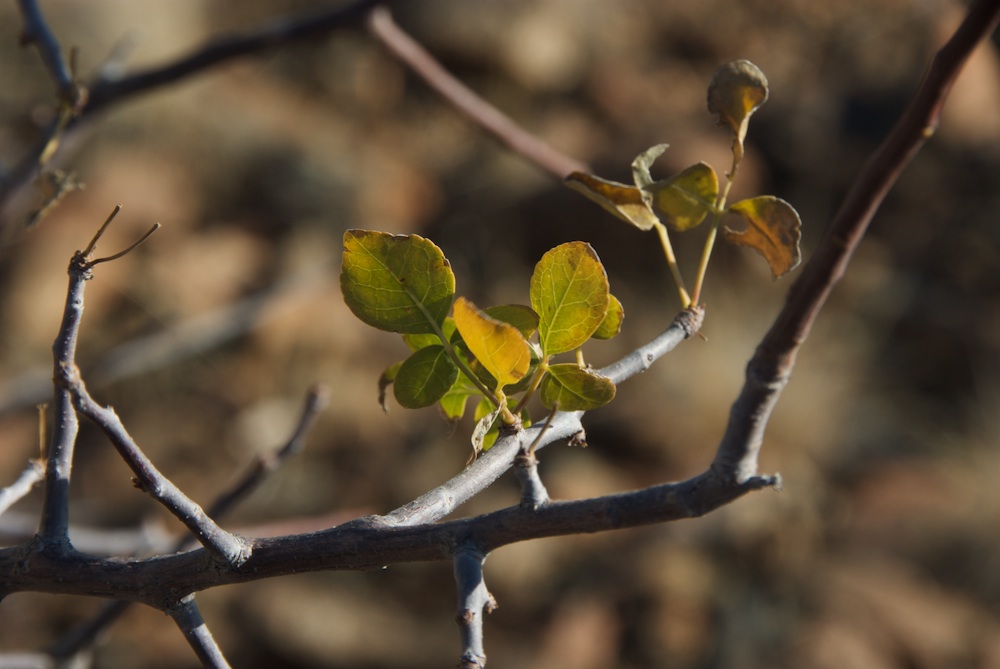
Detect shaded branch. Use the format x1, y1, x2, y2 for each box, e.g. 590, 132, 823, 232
167, 596, 231, 669
712, 0, 1000, 484
15, 0, 81, 107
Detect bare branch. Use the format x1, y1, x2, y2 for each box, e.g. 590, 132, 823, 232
711, 0, 1000, 484
15, 0, 81, 107
0, 460, 44, 518
368, 7, 589, 180
167, 596, 231, 669
454, 547, 495, 669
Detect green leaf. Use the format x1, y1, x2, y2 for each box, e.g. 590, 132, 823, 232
648, 162, 719, 231
631, 143, 670, 189
438, 373, 481, 421
484, 304, 540, 339
403, 319, 455, 352
530, 242, 610, 356
725, 196, 803, 277
539, 364, 616, 411
564, 172, 661, 231
453, 297, 532, 389
341, 230, 455, 334
378, 361, 402, 412
393, 346, 459, 409
707, 59, 769, 161
592, 294, 624, 340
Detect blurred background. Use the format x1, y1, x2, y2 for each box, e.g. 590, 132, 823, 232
1, 0, 999, 667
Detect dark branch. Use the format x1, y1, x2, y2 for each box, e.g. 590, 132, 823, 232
167, 596, 231, 669
711, 0, 1000, 484
15, 0, 81, 106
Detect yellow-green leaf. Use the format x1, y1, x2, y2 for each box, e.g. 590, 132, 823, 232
341, 230, 455, 334
631, 144, 670, 189
453, 297, 531, 388
592, 294, 624, 340
648, 162, 719, 232
530, 242, 610, 356
393, 346, 459, 409
707, 60, 769, 159
565, 172, 660, 231
725, 196, 802, 278
539, 364, 616, 411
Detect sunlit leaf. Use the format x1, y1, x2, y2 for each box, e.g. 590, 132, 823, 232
530, 242, 610, 356
725, 196, 802, 277
393, 346, 459, 409
341, 230, 455, 334
453, 297, 531, 388
648, 162, 719, 231
592, 294, 624, 340
484, 304, 540, 339
631, 143, 670, 189
564, 172, 661, 231
377, 361, 402, 412
539, 364, 616, 411
707, 59, 769, 160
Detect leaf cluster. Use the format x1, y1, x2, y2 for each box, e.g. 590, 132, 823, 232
341, 231, 622, 453
566, 59, 802, 307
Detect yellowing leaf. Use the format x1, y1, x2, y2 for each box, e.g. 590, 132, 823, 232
592, 294, 624, 340
631, 144, 670, 189
648, 162, 719, 231
565, 172, 660, 231
341, 230, 455, 334
725, 196, 803, 278
530, 242, 610, 356
707, 60, 769, 160
539, 364, 616, 411
453, 297, 531, 388
393, 346, 459, 409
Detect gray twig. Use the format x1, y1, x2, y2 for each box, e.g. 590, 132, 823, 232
0, 460, 44, 518
167, 596, 231, 669
454, 547, 495, 669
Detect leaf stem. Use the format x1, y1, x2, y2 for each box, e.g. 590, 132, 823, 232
690, 145, 742, 306
653, 223, 692, 308
512, 359, 549, 415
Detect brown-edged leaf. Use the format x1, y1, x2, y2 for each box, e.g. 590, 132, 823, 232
725, 196, 802, 277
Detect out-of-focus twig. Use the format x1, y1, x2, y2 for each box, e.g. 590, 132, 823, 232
368, 7, 590, 180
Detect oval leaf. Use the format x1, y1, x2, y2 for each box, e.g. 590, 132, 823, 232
393, 345, 458, 409
648, 162, 719, 232
530, 242, 610, 356
565, 172, 660, 231
707, 59, 769, 157
540, 364, 616, 411
453, 297, 531, 388
437, 373, 481, 422
341, 230, 455, 334
592, 294, 624, 340
725, 196, 803, 277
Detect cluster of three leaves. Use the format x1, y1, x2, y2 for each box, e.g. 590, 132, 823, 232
340, 230, 622, 428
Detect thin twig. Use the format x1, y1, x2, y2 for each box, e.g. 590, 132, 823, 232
368, 7, 589, 180
15, 0, 81, 107
0, 460, 44, 517
453, 547, 495, 669
167, 596, 232, 669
